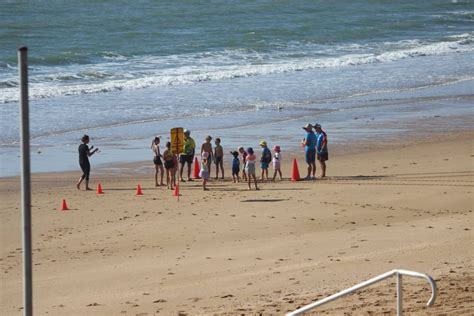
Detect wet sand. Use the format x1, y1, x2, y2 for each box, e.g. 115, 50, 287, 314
1, 132, 473, 315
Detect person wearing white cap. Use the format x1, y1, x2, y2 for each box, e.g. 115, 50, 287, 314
301, 123, 317, 180
179, 129, 196, 182
314, 123, 328, 178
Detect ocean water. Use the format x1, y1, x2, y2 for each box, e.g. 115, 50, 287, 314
1, 0, 473, 176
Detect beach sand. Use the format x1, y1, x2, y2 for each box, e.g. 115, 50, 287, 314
1, 133, 473, 315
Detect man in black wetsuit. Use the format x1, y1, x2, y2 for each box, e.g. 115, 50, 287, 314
76, 135, 99, 190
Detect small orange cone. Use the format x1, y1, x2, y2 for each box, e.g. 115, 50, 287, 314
291, 158, 301, 182
97, 183, 104, 194
136, 184, 143, 196
61, 199, 69, 211
193, 157, 201, 179
173, 185, 180, 197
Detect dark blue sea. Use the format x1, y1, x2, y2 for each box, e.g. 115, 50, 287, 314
1, 0, 473, 176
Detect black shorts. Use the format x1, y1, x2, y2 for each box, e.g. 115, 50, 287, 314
215, 156, 222, 165
79, 161, 90, 180
317, 152, 329, 161
179, 154, 193, 165
153, 156, 163, 166
164, 160, 175, 169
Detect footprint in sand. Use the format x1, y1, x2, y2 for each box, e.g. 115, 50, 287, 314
153, 299, 167, 303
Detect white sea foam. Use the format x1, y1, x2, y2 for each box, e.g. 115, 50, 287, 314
1, 34, 473, 104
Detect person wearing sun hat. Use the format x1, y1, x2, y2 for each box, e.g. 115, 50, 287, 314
259, 140, 271, 181
314, 123, 328, 177
301, 123, 317, 180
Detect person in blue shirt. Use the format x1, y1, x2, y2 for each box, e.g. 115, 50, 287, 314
259, 140, 271, 181
314, 123, 328, 178
301, 123, 316, 180
230, 150, 240, 183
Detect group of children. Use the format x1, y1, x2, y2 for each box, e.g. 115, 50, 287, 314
152, 135, 283, 191
76, 132, 283, 192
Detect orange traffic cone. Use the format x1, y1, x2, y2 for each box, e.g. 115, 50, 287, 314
173, 185, 180, 197
291, 158, 301, 182
61, 199, 69, 211
136, 184, 143, 196
193, 157, 201, 179
97, 183, 104, 194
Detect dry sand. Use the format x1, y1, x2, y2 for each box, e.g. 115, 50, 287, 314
1, 133, 473, 315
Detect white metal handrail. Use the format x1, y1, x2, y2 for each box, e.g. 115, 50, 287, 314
287, 269, 437, 316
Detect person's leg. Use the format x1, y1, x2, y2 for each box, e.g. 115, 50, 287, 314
159, 165, 164, 185
76, 175, 84, 189
155, 165, 159, 186
179, 161, 185, 181
166, 169, 170, 188
172, 168, 176, 188
253, 174, 259, 190
215, 161, 219, 179
278, 169, 282, 180
320, 160, 326, 177
272, 169, 277, 181
84, 164, 91, 190
247, 172, 252, 189
187, 160, 193, 181
219, 160, 224, 179
311, 162, 316, 178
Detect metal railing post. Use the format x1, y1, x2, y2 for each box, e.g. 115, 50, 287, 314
18, 46, 33, 316
397, 272, 402, 316
287, 269, 436, 316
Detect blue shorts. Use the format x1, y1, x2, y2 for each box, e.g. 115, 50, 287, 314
261, 162, 269, 169
306, 150, 316, 164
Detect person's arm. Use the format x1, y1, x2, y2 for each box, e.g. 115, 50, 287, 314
320, 133, 327, 152
87, 146, 99, 157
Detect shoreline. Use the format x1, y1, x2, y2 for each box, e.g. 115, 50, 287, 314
1, 79, 473, 178
2, 129, 472, 182
1, 131, 473, 315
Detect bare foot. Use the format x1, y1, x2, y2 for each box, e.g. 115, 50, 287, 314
86, 187, 93, 191
76, 183, 80, 190
255, 187, 260, 190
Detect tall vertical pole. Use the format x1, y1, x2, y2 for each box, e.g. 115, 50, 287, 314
19, 46, 33, 316
396, 272, 403, 316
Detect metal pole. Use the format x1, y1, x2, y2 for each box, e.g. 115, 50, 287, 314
19, 46, 33, 316
396, 273, 403, 316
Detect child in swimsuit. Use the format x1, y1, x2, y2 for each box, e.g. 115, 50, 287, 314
201, 135, 213, 177
214, 137, 224, 180
259, 140, 271, 181
151, 136, 164, 187
230, 150, 240, 183
245, 147, 259, 190
200, 152, 210, 190
238, 146, 248, 181
163, 141, 175, 190
272, 145, 282, 181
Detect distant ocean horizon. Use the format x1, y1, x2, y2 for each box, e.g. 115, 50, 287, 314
1, 0, 473, 176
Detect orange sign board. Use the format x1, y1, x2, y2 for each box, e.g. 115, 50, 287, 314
170, 127, 184, 154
